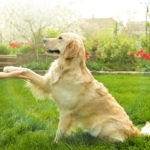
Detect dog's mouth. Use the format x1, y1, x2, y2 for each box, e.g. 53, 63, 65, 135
44, 44, 60, 55
46, 49, 60, 54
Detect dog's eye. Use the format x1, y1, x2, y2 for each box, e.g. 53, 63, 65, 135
58, 36, 62, 40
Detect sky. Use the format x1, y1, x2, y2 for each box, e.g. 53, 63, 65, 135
0, 0, 149, 24
71, 0, 147, 22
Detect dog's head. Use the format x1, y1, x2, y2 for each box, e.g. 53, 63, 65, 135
43, 33, 85, 59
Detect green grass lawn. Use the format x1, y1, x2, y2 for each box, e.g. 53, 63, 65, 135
1, 75, 150, 150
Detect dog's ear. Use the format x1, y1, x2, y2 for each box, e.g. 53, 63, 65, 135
64, 40, 80, 59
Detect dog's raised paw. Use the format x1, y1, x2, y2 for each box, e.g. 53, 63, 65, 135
3, 66, 11, 73
3, 66, 19, 73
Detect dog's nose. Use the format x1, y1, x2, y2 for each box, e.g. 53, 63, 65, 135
43, 39, 47, 43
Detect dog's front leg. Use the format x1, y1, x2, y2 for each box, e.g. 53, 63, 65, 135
54, 114, 73, 142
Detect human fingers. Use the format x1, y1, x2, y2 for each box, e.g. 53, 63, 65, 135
18, 75, 32, 80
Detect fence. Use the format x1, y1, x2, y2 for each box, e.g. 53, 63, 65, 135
0, 54, 55, 71
0, 55, 17, 71
1, 54, 150, 75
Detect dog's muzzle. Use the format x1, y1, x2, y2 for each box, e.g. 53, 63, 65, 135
43, 39, 60, 54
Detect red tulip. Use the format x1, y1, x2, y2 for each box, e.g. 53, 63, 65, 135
25, 42, 29, 45
130, 53, 134, 57
146, 54, 150, 60
136, 52, 139, 56
140, 49, 144, 53
143, 53, 148, 58
85, 51, 88, 59
20, 42, 24, 45
9, 42, 19, 48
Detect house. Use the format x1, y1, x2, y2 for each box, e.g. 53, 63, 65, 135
126, 21, 145, 35
81, 17, 123, 36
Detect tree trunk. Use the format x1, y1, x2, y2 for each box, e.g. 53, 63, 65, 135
35, 41, 39, 61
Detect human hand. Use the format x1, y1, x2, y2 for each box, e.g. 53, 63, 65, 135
7, 71, 31, 80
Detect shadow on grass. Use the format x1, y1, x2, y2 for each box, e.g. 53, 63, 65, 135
59, 133, 150, 150
1, 126, 150, 150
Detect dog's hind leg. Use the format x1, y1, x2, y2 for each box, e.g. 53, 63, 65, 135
54, 112, 73, 142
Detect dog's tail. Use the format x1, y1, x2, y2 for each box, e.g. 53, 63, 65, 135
141, 121, 150, 135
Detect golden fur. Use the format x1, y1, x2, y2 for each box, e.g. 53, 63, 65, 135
4, 33, 150, 142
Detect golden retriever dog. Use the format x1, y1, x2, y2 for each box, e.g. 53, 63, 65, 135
3, 33, 150, 142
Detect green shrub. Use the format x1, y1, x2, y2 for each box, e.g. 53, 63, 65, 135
86, 60, 110, 71
0, 45, 10, 54
10, 45, 45, 55
38, 47, 45, 54
135, 57, 150, 72
84, 30, 139, 71
19, 45, 34, 54
22, 61, 52, 70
